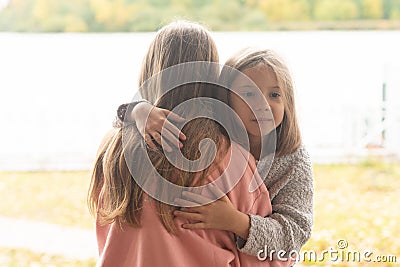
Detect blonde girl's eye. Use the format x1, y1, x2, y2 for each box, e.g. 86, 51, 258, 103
270, 92, 281, 98
241, 92, 256, 97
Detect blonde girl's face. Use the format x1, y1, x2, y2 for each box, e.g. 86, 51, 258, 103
230, 64, 284, 137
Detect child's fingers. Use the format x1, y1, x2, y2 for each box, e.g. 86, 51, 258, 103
173, 210, 203, 221
152, 131, 173, 152
163, 120, 186, 148
181, 222, 207, 230
163, 110, 187, 141
160, 127, 182, 149
144, 134, 158, 151
164, 110, 186, 123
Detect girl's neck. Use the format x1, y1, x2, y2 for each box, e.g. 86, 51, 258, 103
249, 131, 276, 161
249, 134, 261, 161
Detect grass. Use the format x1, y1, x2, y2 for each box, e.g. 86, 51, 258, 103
0, 171, 93, 229
301, 161, 400, 266
0, 162, 399, 266
0, 248, 96, 267
0, 171, 94, 267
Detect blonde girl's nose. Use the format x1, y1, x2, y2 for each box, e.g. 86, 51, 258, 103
253, 97, 270, 111
254, 105, 269, 111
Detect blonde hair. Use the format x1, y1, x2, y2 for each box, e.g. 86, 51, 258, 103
88, 21, 227, 234
220, 48, 301, 157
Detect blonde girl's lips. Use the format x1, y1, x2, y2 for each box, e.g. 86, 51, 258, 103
251, 118, 273, 122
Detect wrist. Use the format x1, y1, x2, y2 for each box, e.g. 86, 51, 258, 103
229, 210, 250, 239
132, 101, 152, 121
117, 100, 150, 122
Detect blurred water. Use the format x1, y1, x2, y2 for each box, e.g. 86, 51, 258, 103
0, 31, 399, 170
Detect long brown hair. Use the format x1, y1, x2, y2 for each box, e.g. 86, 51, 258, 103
88, 21, 227, 233
219, 48, 301, 157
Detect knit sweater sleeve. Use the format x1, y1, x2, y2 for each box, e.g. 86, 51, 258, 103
236, 158, 314, 257
116, 100, 150, 122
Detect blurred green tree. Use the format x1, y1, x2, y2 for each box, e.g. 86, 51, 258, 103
362, 0, 383, 19
259, 0, 311, 21
314, 0, 359, 20
0, 0, 399, 31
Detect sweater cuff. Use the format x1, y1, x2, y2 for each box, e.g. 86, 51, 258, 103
116, 100, 150, 122
236, 214, 264, 256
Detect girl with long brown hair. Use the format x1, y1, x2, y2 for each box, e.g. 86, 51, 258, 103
89, 21, 278, 267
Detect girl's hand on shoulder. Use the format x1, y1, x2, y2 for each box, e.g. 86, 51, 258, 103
132, 102, 186, 152
173, 186, 250, 239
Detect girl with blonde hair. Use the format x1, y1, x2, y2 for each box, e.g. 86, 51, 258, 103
123, 47, 313, 263
89, 21, 283, 266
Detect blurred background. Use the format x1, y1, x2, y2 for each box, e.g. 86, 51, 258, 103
0, 0, 399, 266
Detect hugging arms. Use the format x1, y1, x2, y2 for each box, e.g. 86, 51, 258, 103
90, 21, 309, 267
117, 47, 314, 259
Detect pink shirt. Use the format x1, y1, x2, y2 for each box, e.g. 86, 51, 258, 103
96, 142, 291, 267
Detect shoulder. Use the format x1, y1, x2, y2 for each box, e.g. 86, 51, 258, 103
266, 145, 314, 202
274, 144, 312, 173
280, 144, 311, 164
259, 144, 313, 190
211, 141, 254, 174
207, 141, 258, 188
274, 145, 314, 195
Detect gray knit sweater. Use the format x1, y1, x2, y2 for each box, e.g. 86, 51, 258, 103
236, 144, 314, 258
